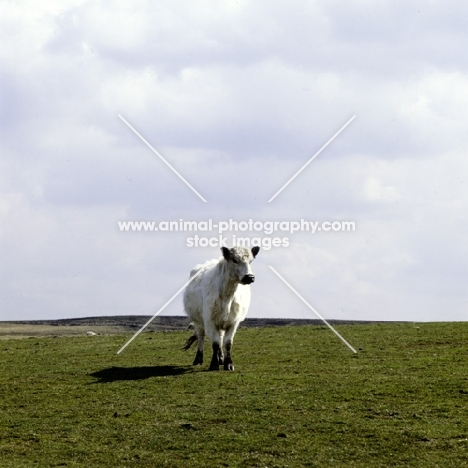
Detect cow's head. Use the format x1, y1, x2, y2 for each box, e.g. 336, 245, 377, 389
221, 246, 260, 285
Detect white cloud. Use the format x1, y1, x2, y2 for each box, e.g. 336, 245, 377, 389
1, 0, 468, 321
363, 177, 401, 203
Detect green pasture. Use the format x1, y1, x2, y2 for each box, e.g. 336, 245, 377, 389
1, 323, 467, 467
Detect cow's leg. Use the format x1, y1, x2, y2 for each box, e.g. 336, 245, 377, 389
206, 322, 223, 371
192, 325, 205, 366
223, 323, 239, 371
185, 322, 205, 366
209, 342, 223, 371
223, 342, 234, 371
193, 349, 203, 365
218, 330, 225, 365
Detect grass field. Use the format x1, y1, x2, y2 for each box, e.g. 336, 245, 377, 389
1, 323, 468, 467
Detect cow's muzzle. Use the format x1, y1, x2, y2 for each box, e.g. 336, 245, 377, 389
241, 274, 255, 285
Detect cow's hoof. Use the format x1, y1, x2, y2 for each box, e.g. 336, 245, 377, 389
193, 350, 203, 366
224, 363, 234, 371
208, 363, 220, 371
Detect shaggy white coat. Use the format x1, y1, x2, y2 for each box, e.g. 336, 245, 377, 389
183, 246, 259, 370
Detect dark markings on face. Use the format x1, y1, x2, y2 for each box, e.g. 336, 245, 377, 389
222, 246, 260, 265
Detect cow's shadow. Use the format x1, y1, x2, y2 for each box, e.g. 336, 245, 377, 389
90, 365, 192, 383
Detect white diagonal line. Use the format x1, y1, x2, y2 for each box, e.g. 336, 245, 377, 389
117, 268, 203, 354
269, 266, 357, 353
268, 115, 356, 202
118, 114, 207, 203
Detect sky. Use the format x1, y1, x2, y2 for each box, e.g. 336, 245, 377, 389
1, 0, 467, 322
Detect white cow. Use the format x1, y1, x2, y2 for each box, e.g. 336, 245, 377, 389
183, 246, 260, 371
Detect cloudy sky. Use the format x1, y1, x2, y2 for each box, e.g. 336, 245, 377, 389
1, 0, 467, 322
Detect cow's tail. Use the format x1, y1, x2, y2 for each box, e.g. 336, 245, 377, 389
183, 334, 197, 351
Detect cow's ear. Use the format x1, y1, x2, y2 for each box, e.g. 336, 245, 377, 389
251, 246, 260, 258
221, 247, 231, 260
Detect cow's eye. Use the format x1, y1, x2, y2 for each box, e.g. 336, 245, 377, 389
232, 258, 238, 264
